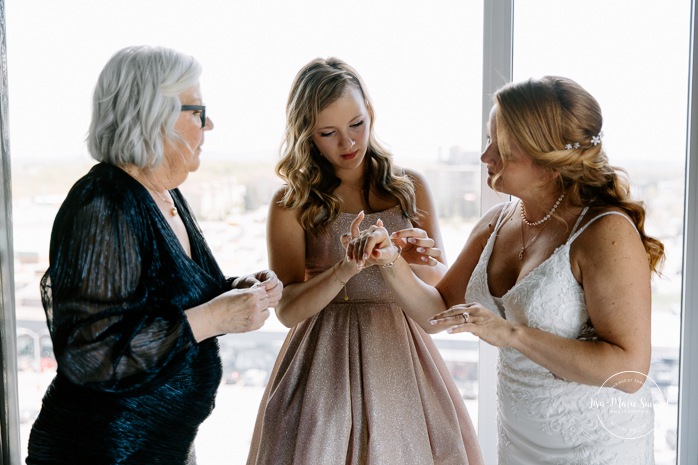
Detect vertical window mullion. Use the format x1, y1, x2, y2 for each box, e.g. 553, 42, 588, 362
678, 1, 698, 463
479, 0, 513, 461
0, 0, 23, 463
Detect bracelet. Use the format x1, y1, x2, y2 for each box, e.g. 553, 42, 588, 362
332, 264, 349, 301
380, 245, 402, 268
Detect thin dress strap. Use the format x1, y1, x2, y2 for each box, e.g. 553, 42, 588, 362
493, 202, 515, 234
565, 206, 590, 244
568, 210, 639, 244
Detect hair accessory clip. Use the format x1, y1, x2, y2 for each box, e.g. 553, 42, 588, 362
563, 131, 603, 150
591, 131, 604, 146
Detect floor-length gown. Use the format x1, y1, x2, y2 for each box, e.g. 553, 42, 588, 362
466, 202, 655, 465
247, 206, 483, 465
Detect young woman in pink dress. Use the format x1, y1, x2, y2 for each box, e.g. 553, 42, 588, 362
246, 57, 483, 465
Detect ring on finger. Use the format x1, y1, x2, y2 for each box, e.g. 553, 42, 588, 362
461, 312, 469, 324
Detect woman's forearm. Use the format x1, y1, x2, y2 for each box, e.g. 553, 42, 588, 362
410, 261, 448, 287
509, 325, 650, 393
380, 257, 447, 332
275, 261, 356, 328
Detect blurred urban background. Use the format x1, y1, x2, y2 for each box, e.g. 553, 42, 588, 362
13, 146, 683, 463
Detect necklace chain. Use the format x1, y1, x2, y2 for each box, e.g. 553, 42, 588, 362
342, 182, 365, 193
520, 191, 565, 227
121, 166, 178, 217
146, 186, 178, 217
519, 206, 552, 260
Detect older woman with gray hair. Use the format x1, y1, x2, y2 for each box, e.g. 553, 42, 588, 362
25, 45, 282, 465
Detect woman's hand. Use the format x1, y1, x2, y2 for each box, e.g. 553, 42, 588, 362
429, 302, 518, 347
390, 228, 441, 267
188, 275, 283, 340
205, 286, 273, 335
340, 210, 365, 257
338, 211, 372, 273
232, 270, 283, 308
345, 218, 399, 269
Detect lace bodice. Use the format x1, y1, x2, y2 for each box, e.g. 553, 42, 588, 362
466, 202, 655, 465
467, 203, 594, 383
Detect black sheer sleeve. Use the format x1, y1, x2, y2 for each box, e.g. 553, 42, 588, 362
41, 170, 198, 394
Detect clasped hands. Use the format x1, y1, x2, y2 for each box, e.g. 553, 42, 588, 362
340, 211, 441, 270
338, 212, 515, 346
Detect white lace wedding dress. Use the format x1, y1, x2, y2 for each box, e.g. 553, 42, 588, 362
466, 202, 655, 464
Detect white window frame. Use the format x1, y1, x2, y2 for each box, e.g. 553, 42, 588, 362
678, 0, 698, 462
481, 1, 698, 464
478, 0, 513, 462
0, 1, 696, 463
0, 1, 22, 463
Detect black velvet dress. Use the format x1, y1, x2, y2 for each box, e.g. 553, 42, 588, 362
26, 163, 226, 465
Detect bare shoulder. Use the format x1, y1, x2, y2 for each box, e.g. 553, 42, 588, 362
574, 207, 640, 245
267, 185, 306, 282
471, 202, 513, 245
401, 167, 431, 196
268, 185, 301, 228
402, 167, 427, 184
270, 185, 290, 204
570, 207, 646, 276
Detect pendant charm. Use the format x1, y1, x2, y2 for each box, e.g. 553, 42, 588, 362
518, 248, 524, 260
170, 207, 178, 216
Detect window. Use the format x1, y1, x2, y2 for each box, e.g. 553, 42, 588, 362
512, 2, 690, 462
3, 1, 697, 464
5, 1, 484, 463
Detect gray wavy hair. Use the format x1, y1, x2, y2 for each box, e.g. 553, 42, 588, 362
87, 45, 202, 168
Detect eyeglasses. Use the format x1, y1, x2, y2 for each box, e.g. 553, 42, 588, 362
181, 105, 207, 128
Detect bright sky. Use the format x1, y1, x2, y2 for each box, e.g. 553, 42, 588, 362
4, 0, 690, 165
5, 0, 482, 164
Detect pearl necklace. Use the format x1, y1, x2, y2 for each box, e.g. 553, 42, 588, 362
520, 191, 565, 227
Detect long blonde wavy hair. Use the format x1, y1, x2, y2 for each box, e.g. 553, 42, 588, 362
492, 76, 664, 274
275, 57, 417, 236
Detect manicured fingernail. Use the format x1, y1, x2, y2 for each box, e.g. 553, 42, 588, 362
417, 247, 425, 253
408, 238, 416, 244
421, 256, 428, 262
429, 319, 437, 325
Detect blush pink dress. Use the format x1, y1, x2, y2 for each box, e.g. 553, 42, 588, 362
247, 206, 483, 465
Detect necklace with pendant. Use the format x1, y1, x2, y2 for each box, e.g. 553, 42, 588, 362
121, 166, 179, 217
147, 186, 178, 217
518, 204, 552, 260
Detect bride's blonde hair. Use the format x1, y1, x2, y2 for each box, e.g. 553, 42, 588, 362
492, 76, 664, 274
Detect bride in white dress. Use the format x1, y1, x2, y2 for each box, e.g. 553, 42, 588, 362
347, 76, 665, 464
